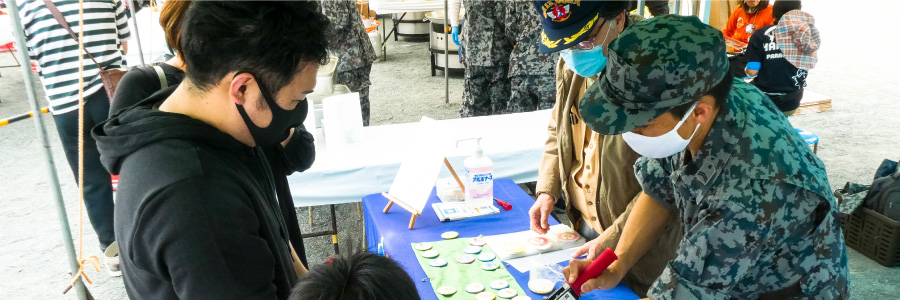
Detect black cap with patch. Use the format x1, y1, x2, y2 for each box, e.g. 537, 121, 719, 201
533, 0, 606, 53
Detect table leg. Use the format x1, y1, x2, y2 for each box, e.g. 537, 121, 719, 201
330, 204, 340, 254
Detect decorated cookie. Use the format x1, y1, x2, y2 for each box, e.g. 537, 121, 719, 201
414, 242, 433, 251
497, 288, 517, 299
422, 249, 440, 258
457, 254, 476, 264
464, 245, 483, 254
477, 252, 496, 262
436, 286, 456, 296
481, 261, 500, 271
475, 291, 496, 300
465, 283, 485, 294
489, 280, 509, 290
429, 258, 448, 267
441, 231, 459, 239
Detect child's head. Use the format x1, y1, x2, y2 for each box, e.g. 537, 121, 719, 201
290, 252, 420, 300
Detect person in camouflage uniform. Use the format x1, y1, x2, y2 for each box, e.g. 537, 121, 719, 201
450, 0, 513, 117
504, 0, 558, 113
321, 0, 377, 126
565, 15, 849, 299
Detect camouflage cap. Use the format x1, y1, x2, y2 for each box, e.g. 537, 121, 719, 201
578, 14, 728, 135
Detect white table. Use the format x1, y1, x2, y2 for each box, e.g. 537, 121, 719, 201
288, 110, 552, 206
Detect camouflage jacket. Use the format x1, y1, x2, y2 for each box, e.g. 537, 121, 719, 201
636, 79, 849, 299
460, 0, 511, 67
320, 0, 376, 72
505, 0, 557, 77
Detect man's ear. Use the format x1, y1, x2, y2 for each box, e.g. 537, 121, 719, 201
230, 73, 255, 106
693, 96, 717, 125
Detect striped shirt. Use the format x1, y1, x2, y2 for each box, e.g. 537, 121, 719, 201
18, 0, 130, 115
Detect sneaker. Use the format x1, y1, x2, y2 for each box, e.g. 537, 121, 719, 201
104, 241, 122, 277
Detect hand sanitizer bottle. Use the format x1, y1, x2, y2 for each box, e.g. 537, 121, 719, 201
463, 138, 493, 208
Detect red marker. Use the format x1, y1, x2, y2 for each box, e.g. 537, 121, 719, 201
547, 248, 618, 299
493, 198, 512, 211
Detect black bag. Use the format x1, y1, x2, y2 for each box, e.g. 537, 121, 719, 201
863, 159, 900, 222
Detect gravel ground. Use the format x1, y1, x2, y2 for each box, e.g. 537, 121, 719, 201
1, 2, 898, 299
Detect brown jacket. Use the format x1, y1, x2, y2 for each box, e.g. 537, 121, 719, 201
535, 59, 682, 297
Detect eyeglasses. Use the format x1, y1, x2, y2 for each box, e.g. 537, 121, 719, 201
566, 19, 610, 51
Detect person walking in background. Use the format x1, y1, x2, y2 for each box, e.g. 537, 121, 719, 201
503, 0, 557, 113
17, 0, 130, 276
321, 0, 376, 126
450, 0, 513, 117
745, 0, 819, 116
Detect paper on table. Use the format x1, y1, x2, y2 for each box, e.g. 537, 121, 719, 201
386, 117, 448, 213
504, 247, 581, 273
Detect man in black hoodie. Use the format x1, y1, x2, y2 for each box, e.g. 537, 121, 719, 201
92, 2, 328, 299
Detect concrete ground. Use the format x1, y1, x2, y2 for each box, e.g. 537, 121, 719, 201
1, 1, 899, 299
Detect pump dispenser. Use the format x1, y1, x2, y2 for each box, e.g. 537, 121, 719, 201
459, 138, 493, 208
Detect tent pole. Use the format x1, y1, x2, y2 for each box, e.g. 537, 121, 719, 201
444, 0, 449, 104
6, 2, 88, 300
129, 0, 146, 66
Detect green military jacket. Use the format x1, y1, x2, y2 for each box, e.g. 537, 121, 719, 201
637, 79, 849, 299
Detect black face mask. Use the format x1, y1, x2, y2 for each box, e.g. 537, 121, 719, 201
234, 72, 308, 147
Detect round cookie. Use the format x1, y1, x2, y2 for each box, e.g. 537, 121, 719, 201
441, 231, 459, 239
481, 261, 500, 271
422, 249, 440, 258
475, 291, 496, 300
497, 288, 517, 299
477, 252, 496, 262
528, 278, 554, 295
429, 258, 448, 267
465, 283, 485, 294
414, 242, 433, 251
489, 280, 509, 290
436, 286, 456, 296
457, 254, 476, 264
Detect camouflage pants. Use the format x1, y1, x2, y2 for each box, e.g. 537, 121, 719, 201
507, 75, 556, 113
460, 65, 509, 117
336, 66, 372, 126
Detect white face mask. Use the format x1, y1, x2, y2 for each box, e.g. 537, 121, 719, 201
622, 104, 700, 159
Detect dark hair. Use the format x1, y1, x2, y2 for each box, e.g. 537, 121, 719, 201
773, 0, 802, 23
741, 0, 771, 13
289, 252, 420, 300
180, 1, 329, 94
159, 0, 191, 57
669, 75, 733, 119
597, 1, 630, 19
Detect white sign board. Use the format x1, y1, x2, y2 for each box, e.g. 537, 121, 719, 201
386, 117, 447, 213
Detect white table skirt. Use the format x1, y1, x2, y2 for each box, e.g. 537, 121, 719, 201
288, 109, 552, 206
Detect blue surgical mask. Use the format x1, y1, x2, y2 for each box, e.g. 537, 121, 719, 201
560, 46, 607, 78
559, 20, 615, 78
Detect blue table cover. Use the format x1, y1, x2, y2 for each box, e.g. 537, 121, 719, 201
363, 178, 640, 300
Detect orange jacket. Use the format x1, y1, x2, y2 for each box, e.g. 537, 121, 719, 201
724, 4, 774, 48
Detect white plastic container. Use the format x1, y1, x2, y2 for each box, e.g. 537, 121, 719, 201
462, 138, 493, 208
436, 177, 465, 203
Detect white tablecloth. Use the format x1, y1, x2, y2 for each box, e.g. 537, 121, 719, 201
370, 0, 447, 14
288, 110, 552, 206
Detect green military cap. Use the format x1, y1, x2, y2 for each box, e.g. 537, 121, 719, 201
579, 14, 728, 135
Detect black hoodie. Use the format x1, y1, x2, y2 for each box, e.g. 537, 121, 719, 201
93, 88, 297, 300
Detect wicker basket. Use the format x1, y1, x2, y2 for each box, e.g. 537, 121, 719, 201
841, 207, 900, 267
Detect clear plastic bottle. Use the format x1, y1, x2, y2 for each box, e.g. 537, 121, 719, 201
463, 138, 493, 208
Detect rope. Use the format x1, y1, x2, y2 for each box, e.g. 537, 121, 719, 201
63, 0, 99, 293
